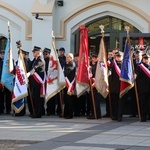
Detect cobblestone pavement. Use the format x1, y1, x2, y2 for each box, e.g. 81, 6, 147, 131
0, 114, 150, 150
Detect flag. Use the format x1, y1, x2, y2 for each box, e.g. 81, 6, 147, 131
120, 39, 134, 98
45, 36, 66, 103
1, 22, 14, 91
76, 25, 89, 97
95, 37, 109, 98
12, 51, 28, 113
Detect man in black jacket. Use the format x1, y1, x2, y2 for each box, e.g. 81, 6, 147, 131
136, 53, 150, 122
28, 46, 46, 118
63, 53, 76, 119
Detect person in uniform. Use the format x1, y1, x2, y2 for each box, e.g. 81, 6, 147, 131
58, 47, 66, 69
136, 53, 150, 122
63, 53, 76, 119
0, 50, 5, 114
109, 51, 123, 121
128, 49, 142, 118
57, 47, 66, 116
27, 46, 46, 118
43, 47, 56, 116
87, 53, 102, 119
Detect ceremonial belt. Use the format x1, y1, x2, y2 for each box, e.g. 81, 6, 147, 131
90, 77, 95, 88
32, 72, 46, 97
65, 77, 75, 95
113, 60, 121, 76
138, 64, 150, 78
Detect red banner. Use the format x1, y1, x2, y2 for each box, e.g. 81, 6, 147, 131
76, 25, 89, 97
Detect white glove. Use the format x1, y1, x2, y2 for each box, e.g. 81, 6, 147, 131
30, 68, 35, 75
26, 72, 31, 78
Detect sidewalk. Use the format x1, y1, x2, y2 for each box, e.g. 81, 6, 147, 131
0, 114, 150, 150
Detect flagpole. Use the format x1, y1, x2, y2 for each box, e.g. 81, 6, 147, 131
16, 41, 35, 117
125, 26, 141, 121
59, 91, 64, 117
89, 78, 97, 119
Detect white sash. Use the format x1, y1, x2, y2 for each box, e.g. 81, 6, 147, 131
65, 77, 75, 95
138, 64, 150, 78
32, 72, 46, 97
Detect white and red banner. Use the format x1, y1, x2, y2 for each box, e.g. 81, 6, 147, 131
76, 25, 90, 97
12, 51, 28, 113
95, 37, 109, 98
45, 37, 66, 103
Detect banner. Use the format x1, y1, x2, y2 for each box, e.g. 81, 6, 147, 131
120, 39, 134, 98
45, 36, 66, 103
95, 37, 109, 98
76, 25, 89, 97
12, 51, 28, 113
1, 23, 14, 91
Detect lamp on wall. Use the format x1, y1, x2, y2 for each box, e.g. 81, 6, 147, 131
57, 0, 63, 6
35, 13, 43, 20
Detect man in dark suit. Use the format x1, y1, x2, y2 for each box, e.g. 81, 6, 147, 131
109, 51, 123, 121
27, 46, 46, 118
64, 53, 76, 119
136, 53, 150, 122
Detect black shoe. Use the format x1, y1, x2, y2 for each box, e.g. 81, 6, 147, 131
103, 114, 110, 118
6, 111, 10, 114
87, 115, 101, 119
65, 116, 73, 119
31, 115, 41, 118
129, 114, 136, 118
141, 118, 146, 122
112, 116, 118, 120
29, 114, 33, 117
117, 118, 122, 122
46, 113, 51, 116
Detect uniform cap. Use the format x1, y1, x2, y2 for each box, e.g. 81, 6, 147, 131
21, 50, 29, 55
32, 46, 42, 52
59, 47, 65, 52
134, 49, 142, 54
91, 53, 98, 58
43, 48, 51, 53
115, 51, 123, 56
142, 53, 150, 58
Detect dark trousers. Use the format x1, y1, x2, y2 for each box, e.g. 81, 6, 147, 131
139, 93, 150, 120
4, 87, 12, 113
105, 95, 110, 116
31, 86, 44, 117
64, 88, 73, 118
46, 96, 56, 115
90, 88, 102, 118
110, 93, 119, 118
0, 89, 4, 114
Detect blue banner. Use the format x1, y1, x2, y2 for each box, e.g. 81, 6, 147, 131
1, 33, 14, 91
120, 39, 134, 98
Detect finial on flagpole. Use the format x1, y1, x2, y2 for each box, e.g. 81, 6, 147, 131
125, 26, 130, 37
52, 30, 55, 38
99, 25, 104, 37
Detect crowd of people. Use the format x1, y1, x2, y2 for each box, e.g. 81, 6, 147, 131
0, 45, 150, 122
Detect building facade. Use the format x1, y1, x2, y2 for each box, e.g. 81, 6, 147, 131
0, 0, 150, 60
